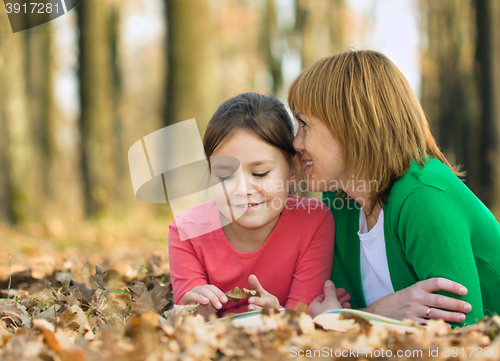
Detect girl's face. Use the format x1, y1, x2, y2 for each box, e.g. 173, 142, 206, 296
211, 130, 295, 232
293, 108, 346, 192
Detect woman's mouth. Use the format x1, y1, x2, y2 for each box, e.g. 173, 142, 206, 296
304, 160, 313, 173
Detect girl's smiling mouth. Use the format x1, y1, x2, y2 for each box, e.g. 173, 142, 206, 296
235, 201, 265, 209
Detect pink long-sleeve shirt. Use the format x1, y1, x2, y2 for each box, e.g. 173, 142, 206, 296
168, 195, 335, 316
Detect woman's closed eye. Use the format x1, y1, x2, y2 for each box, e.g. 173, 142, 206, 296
298, 119, 307, 129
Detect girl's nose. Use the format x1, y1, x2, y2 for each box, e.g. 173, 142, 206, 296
234, 174, 257, 197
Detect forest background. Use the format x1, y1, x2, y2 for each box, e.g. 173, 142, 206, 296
0, 0, 499, 269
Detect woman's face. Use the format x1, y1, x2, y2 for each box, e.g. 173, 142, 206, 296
293, 108, 346, 192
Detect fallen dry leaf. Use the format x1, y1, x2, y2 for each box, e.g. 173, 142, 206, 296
225, 287, 260, 303
163, 304, 198, 327
68, 280, 96, 304
0, 299, 32, 328
129, 279, 172, 315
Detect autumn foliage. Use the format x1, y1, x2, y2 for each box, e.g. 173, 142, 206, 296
0, 249, 499, 361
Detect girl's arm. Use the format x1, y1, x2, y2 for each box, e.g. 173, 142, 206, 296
285, 209, 336, 308
168, 222, 227, 314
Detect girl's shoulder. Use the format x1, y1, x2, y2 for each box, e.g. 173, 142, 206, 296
169, 200, 221, 241
285, 194, 331, 216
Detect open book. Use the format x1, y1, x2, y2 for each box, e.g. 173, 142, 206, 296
220, 308, 420, 334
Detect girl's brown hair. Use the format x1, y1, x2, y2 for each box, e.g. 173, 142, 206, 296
203, 92, 296, 165
288, 50, 461, 208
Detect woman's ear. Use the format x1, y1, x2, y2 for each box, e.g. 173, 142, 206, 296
289, 154, 302, 186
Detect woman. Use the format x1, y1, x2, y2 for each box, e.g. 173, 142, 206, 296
288, 50, 500, 326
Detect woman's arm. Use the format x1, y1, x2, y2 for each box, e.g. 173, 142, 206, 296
366, 185, 480, 325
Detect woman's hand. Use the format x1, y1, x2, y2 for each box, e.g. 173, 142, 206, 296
308, 280, 343, 318
182, 284, 228, 319
247, 274, 281, 311
364, 278, 471, 324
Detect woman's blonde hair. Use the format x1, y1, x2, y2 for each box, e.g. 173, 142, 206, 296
288, 49, 461, 209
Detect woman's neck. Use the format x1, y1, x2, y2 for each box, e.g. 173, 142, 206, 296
343, 184, 382, 232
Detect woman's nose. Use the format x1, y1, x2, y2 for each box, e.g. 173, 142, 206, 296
293, 129, 305, 152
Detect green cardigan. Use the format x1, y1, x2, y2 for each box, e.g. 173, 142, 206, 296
323, 158, 500, 326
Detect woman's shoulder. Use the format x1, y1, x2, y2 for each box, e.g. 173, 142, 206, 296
389, 158, 465, 203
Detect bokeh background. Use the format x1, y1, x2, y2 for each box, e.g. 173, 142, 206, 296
0, 0, 499, 256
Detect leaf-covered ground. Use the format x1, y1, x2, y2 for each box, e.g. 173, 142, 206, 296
1, 222, 500, 360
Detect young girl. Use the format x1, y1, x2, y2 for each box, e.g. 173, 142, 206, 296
168, 92, 344, 318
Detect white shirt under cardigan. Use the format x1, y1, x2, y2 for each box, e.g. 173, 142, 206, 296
358, 208, 395, 306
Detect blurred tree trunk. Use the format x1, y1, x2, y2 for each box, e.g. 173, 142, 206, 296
419, 0, 482, 195
295, 0, 348, 68
475, 0, 500, 215
77, 0, 116, 216
210, 1, 270, 99
0, 16, 38, 223
24, 27, 56, 221
165, 0, 216, 129
109, 3, 127, 207
0, 25, 14, 223
264, 0, 283, 95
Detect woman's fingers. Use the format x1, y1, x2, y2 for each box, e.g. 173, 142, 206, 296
426, 293, 472, 314
418, 278, 468, 296
425, 306, 466, 323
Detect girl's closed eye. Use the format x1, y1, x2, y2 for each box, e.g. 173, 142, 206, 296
253, 171, 270, 178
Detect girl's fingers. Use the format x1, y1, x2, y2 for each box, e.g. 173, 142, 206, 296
248, 304, 262, 311
311, 294, 325, 303
249, 296, 272, 308
338, 292, 351, 306
248, 274, 268, 295
341, 302, 351, 309
197, 288, 224, 309
183, 291, 209, 305
336, 288, 347, 299
206, 285, 228, 303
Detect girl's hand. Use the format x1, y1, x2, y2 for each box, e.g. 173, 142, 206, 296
336, 287, 351, 309
308, 280, 342, 318
247, 274, 281, 311
364, 278, 471, 325
182, 284, 228, 318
